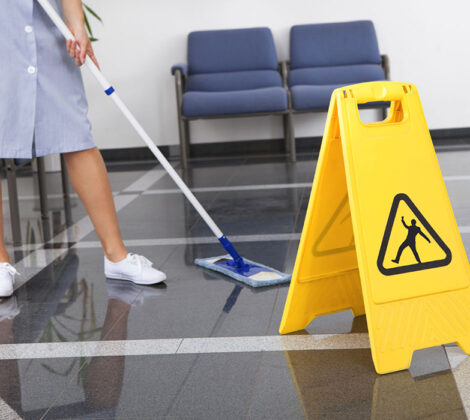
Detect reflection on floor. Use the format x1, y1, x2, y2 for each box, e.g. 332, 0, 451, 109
0, 149, 469, 419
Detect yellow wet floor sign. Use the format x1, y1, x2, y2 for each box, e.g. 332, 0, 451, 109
279, 81, 470, 374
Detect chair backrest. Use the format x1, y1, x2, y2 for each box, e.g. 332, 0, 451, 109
290, 21, 381, 70
187, 27, 279, 75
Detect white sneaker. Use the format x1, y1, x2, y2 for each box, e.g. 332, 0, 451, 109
104, 253, 166, 285
106, 279, 167, 305
0, 263, 18, 298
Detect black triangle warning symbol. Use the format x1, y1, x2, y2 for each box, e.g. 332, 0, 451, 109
377, 194, 452, 276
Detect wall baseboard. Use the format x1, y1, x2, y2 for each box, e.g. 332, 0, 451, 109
430, 127, 470, 140
100, 127, 470, 163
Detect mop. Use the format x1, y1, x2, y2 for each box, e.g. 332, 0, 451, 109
37, 0, 291, 288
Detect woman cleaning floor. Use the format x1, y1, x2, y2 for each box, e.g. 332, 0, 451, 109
0, 0, 166, 297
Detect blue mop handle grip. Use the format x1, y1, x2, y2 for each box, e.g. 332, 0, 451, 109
218, 236, 245, 268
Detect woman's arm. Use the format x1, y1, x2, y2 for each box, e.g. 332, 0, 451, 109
61, 0, 99, 68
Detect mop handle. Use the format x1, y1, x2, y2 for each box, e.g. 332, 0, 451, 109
36, 0, 227, 242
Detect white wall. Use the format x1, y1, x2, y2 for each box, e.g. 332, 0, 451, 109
81, 0, 470, 150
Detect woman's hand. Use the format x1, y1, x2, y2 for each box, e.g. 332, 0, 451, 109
61, 0, 99, 69
66, 24, 100, 69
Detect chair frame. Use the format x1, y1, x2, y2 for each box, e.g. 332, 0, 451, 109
284, 54, 391, 160
173, 61, 294, 168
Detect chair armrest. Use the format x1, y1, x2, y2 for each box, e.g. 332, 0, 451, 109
381, 54, 390, 80
279, 61, 290, 89
171, 63, 188, 76
173, 68, 185, 118
279, 60, 292, 110
279, 61, 293, 109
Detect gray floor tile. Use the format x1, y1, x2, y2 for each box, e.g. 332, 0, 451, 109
3, 150, 470, 419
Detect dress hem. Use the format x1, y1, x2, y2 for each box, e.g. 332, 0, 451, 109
0, 143, 96, 159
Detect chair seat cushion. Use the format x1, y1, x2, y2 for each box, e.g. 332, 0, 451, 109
291, 85, 387, 110
182, 87, 288, 117
290, 85, 339, 110
289, 64, 385, 86
186, 70, 282, 92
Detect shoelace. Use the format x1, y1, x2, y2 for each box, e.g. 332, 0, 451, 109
128, 253, 153, 273
0, 263, 19, 276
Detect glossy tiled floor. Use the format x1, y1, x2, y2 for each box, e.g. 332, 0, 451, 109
1, 147, 470, 419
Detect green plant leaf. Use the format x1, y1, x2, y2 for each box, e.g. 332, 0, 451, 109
83, 4, 103, 23
83, 11, 93, 37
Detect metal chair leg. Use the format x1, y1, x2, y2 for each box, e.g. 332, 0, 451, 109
287, 113, 296, 163
36, 157, 52, 243
36, 157, 48, 220
60, 155, 73, 228
283, 114, 291, 154
60, 155, 70, 199
178, 116, 189, 169
184, 120, 191, 151
183, 119, 191, 168
4, 159, 21, 247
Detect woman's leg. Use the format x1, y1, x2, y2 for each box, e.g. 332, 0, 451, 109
63, 148, 127, 262
0, 181, 9, 263
84, 299, 130, 410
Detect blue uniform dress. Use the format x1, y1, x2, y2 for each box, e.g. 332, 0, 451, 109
0, 0, 95, 158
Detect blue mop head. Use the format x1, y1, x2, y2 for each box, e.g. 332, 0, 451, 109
194, 255, 291, 287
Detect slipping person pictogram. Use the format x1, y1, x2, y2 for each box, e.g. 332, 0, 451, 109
377, 193, 451, 275
392, 217, 430, 264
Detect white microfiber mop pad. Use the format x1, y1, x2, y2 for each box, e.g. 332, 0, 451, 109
195, 255, 291, 287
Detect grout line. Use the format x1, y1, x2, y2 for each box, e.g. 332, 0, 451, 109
143, 182, 312, 195
60, 225, 470, 249
2, 172, 470, 202
0, 334, 369, 361
174, 338, 184, 354
73, 233, 302, 249
3, 174, 470, 202
1, 191, 118, 202
444, 175, 470, 181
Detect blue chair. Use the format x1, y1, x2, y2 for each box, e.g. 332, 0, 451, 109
288, 21, 390, 156
172, 27, 292, 167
